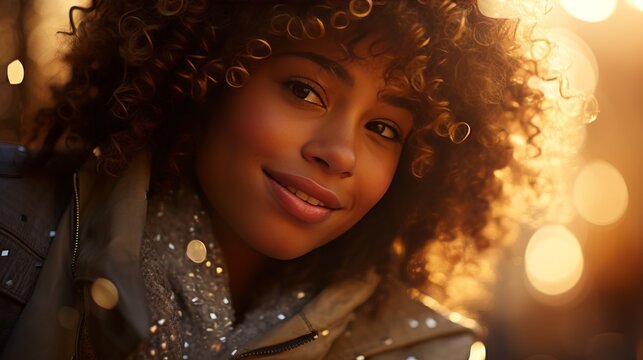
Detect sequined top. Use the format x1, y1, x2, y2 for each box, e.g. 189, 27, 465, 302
137, 183, 317, 359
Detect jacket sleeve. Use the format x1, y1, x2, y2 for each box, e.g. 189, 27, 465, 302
0, 143, 73, 351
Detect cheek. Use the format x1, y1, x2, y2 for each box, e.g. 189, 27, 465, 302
355, 151, 400, 211
226, 89, 294, 155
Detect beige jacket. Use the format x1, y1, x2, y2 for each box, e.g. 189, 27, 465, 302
3, 151, 475, 359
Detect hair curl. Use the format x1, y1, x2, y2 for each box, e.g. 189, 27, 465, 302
29, 0, 544, 295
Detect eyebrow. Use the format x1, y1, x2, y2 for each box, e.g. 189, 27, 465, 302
275, 51, 355, 87
274, 51, 417, 118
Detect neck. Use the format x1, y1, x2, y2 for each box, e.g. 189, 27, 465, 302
206, 207, 272, 321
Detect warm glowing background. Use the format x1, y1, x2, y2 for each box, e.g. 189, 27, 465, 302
1, 1, 641, 359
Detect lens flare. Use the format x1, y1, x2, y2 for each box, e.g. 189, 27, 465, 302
559, 0, 617, 23
573, 161, 628, 226
525, 224, 584, 296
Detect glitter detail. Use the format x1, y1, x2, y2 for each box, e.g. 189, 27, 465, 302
383, 337, 393, 346
48, 230, 57, 237
408, 319, 419, 328
161, 342, 167, 350
140, 182, 318, 359
356, 355, 365, 360
1, 250, 8, 257
231, 349, 238, 356
425, 317, 437, 328
407, 357, 418, 360
149, 349, 157, 356
158, 318, 166, 325
320, 329, 330, 336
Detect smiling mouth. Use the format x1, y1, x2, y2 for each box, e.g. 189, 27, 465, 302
282, 185, 326, 207
263, 169, 340, 224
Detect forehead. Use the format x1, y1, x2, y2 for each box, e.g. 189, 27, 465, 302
271, 32, 395, 72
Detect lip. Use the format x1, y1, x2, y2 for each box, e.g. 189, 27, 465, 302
263, 168, 342, 210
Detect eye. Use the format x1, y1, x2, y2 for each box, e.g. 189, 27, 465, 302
282, 79, 326, 107
365, 121, 402, 142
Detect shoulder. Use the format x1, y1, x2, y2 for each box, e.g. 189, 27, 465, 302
327, 276, 477, 360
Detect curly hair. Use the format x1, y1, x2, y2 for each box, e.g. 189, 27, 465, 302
28, 0, 544, 294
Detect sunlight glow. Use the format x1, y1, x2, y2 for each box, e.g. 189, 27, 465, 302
525, 225, 584, 296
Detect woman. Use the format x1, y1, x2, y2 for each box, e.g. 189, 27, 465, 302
1, 0, 543, 358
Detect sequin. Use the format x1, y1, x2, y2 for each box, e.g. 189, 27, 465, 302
160, 342, 167, 350
383, 337, 393, 346
320, 329, 330, 336
4, 279, 13, 288
408, 319, 419, 328
215, 266, 224, 274
219, 336, 227, 342
149, 349, 157, 356
406, 357, 418, 360
186, 239, 207, 263
150, 325, 158, 334
223, 297, 229, 305
355, 355, 365, 360
1, 250, 8, 257
168, 243, 175, 250
158, 318, 166, 325
48, 230, 56, 237
205, 260, 212, 268
296, 291, 306, 299
184, 341, 189, 348
231, 349, 238, 356
277, 314, 286, 320
210, 313, 217, 320
425, 317, 437, 328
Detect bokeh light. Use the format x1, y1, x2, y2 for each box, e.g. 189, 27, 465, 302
525, 224, 584, 296
546, 28, 599, 94
90, 277, 119, 310
573, 160, 629, 226
6, 59, 24, 85
468, 341, 486, 360
559, 0, 617, 23
625, 0, 643, 11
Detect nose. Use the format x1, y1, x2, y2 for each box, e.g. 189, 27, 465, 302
301, 118, 356, 178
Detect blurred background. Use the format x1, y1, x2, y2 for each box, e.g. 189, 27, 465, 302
0, 0, 641, 359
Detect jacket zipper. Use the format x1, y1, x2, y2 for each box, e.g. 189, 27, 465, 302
71, 172, 84, 360
231, 331, 319, 359
70, 172, 80, 276
0, 225, 43, 260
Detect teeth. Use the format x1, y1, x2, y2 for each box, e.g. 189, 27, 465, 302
285, 185, 325, 207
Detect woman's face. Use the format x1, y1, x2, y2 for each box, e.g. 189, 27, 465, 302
196, 36, 414, 260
